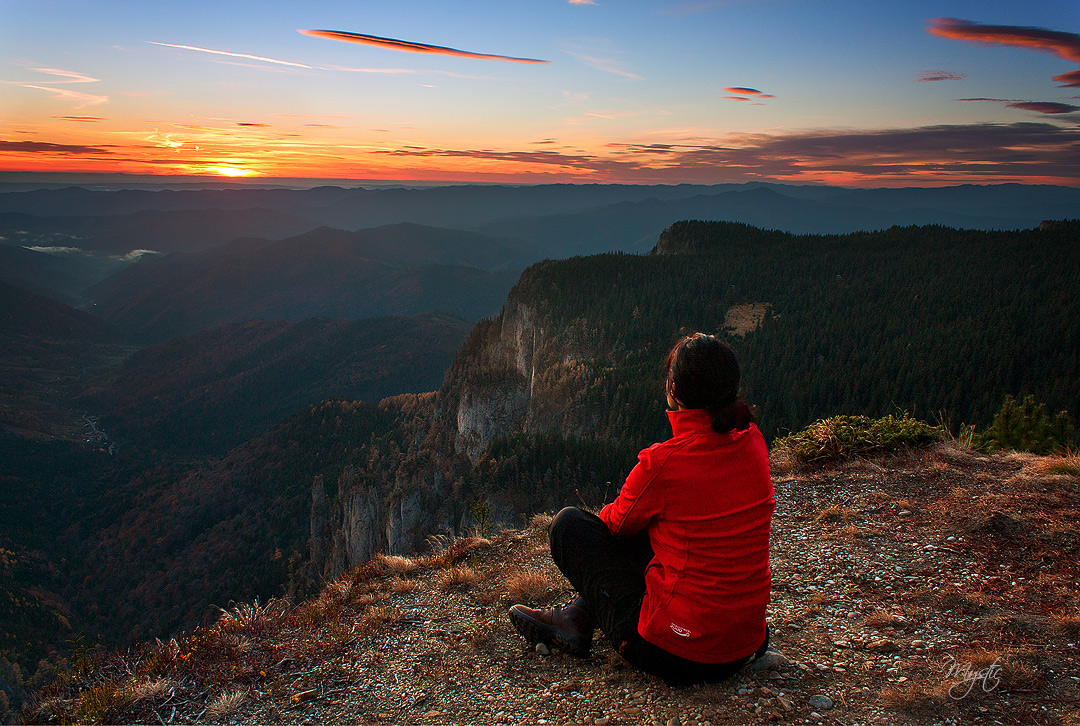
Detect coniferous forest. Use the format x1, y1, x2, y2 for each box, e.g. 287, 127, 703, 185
1, 218, 1078, 721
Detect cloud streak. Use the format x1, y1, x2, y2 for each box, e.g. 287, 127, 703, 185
959, 97, 1080, 115
722, 86, 775, 103
299, 29, 550, 64
917, 70, 965, 82
565, 50, 640, 79
2, 67, 108, 107
926, 18, 1080, 88
352, 121, 1080, 185
147, 41, 314, 69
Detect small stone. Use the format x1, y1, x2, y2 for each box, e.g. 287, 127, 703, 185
594, 718, 611, 726
750, 650, 791, 671
807, 695, 834, 711
898, 509, 911, 516
911, 640, 927, 649
776, 695, 793, 712
535, 642, 550, 655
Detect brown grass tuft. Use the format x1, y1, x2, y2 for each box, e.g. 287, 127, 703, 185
129, 677, 176, 703
506, 570, 556, 604
205, 689, 247, 720
437, 565, 479, 591
360, 605, 402, 631
421, 535, 492, 568
1052, 606, 1080, 635
1034, 451, 1080, 478
374, 554, 419, 575
389, 576, 421, 594
865, 610, 903, 628
879, 682, 948, 714
815, 505, 855, 523
528, 512, 554, 531
215, 599, 287, 636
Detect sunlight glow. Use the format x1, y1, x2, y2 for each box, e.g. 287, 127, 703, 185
208, 165, 258, 177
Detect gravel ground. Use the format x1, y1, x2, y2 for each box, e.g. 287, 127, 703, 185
31, 444, 1080, 725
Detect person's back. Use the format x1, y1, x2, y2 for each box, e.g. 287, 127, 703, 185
600, 407, 774, 663
510, 332, 775, 686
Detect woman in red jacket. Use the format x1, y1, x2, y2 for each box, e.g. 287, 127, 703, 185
509, 332, 775, 686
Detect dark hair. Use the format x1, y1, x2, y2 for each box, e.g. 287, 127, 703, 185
665, 333, 752, 434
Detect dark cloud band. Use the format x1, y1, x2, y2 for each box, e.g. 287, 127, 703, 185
299, 29, 550, 64
927, 18, 1080, 88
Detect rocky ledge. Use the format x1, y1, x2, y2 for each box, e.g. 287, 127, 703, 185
29, 444, 1079, 725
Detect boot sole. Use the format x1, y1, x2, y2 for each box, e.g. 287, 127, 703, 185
509, 605, 592, 657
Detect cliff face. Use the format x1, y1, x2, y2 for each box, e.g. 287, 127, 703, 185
305, 272, 625, 578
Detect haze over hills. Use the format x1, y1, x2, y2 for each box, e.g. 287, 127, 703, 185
0, 207, 320, 255
88, 225, 522, 344
4, 182, 1078, 314
79, 313, 472, 457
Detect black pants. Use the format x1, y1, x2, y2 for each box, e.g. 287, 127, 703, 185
548, 506, 768, 686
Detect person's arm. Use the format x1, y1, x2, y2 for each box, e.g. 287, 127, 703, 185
598, 445, 668, 536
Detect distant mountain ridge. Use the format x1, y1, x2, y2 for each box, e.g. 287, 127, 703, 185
80, 313, 472, 457
90, 224, 522, 343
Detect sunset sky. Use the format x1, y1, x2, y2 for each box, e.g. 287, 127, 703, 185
1, 0, 1077, 186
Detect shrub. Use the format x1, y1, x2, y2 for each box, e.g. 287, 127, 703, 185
968, 395, 1075, 454
773, 413, 944, 464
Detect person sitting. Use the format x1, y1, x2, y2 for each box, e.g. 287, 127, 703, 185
509, 332, 775, 686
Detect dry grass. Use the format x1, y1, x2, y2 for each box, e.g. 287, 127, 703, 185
506, 570, 556, 604
374, 554, 419, 575
437, 566, 479, 591
957, 647, 1044, 690
1034, 451, 1080, 478
878, 682, 948, 715
215, 599, 287, 635
205, 689, 247, 720
421, 535, 492, 568
528, 512, 554, 531
389, 576, 421, 594
1052, 606, 1080, 635
807, 593, 833, 606
359, 605, 402, 631
865, 610, 903, 628
815, 505, 855, 523
127, 677, 175, 703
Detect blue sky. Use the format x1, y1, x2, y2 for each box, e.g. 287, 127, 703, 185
1, 0, 1077, 184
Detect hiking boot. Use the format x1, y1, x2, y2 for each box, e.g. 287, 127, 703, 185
509, 598, 595, 657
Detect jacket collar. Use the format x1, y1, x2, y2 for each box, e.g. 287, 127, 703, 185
667, 408, 715, 437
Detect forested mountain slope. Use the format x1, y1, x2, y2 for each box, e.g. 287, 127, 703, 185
79, 313, 471, 457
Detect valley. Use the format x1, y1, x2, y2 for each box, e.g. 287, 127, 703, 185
1, 181, 1078, 722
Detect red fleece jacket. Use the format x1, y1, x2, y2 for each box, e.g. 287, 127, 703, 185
599, 408, 775, 663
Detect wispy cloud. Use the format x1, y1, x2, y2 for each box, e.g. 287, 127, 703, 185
565, 110, 640, 124
0, 139, 112, 155
236, 122, 271, 127
569, 0, 597, 5
147, 41, 314, 69
355, 121, 1080, 184
722, 86, 775, 103
959, 97, 1080, 115
1, 67, 108, 107
50, 116, 106, 122
917, 70, 966, 82
299, 29, 550, 64
926, 18, 1080, 88
564, 50, 641, 80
